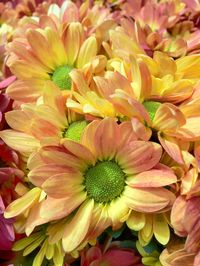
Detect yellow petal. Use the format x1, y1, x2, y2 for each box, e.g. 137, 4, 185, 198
126, 211, 145, 231
33, 239, 48, 266
77, 36, 97, 68
139, 214, 153, 246
153, 214, 170, 245
4, 188, 41, 218
23, 235, 46, 256
62, 199, 94, 252
63, 22, 84, 65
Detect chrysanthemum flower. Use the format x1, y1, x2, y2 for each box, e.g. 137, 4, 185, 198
6, 16, 105, 102
48, 0, 114, 36
81, 242, 142, 266
66, 67, 197, 166
136, 241, 162, 266
159, 239, 200, 266
67, 70, 117, 118
0, 83, 89, 156
108, 51, 200, 104
0, 196, 14, 251
171, 192, 200, 254
5, 118, 177, 253
12, 223, 65, 266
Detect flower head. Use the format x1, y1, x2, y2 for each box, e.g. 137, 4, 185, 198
5, 118, 176, 254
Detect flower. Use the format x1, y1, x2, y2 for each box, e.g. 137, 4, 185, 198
0, 83, 87, 155
81, 243, 142, 266
6, 12, 106, 103
136, 241, 162, 266
5, 118, 176, 254
159, 239, 200, 266
0, 196, 15, 250
12, 223, 65, 266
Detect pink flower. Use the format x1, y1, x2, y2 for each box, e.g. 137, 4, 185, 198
0, 196, 14, 250
81, 244, 142, 266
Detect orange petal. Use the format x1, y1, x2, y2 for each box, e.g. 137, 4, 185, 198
158, 133, 184, 164
28, 164, 75, 187
62, 139, 96, 165
116, 141, 162, 174
124, 186, 175, 213
63, 22, 84, 65
40, 193, 86, 221
93, 118, 119, 160
171, 196, 187, 237
153, 103, 186, 131
42, 172, 83, 198
127, 166, 177, 188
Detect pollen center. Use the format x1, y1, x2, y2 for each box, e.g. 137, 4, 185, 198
143, 101, 161, 121
63, 120, 89, 142
52, 65, 73, 90
85, 161, 125, 203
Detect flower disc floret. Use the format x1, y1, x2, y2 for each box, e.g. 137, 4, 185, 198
52, 65, 73, 90
64, 120, 89, 142
84, 161, 126, 203
143, 101, 161, 121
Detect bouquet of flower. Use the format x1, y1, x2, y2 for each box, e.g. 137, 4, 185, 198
0, 0, 200, 265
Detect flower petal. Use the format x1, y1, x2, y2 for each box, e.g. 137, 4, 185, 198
126, 211, 145, 231
116, 141, 162, 174
124, 186, 175, 213
77, 36, 97, 68
153, 214, 170, 245
63, 22, 84, 65
127, 165, 177, 188
4, 188, 41, 218
62, 199, 94, 252
42, 172, 84, 198
0, 130, 40, 153
40, 193, 86, 221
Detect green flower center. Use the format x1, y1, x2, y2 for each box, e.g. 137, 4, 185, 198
85, 161, 125, 203
52, 65, 73, 90
143, 101, 161, 121
63, 120, 89, 142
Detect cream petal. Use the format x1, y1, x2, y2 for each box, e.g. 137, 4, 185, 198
86, 203, 111, 240
107, 197, 129, 228
138, 214, 153, 246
